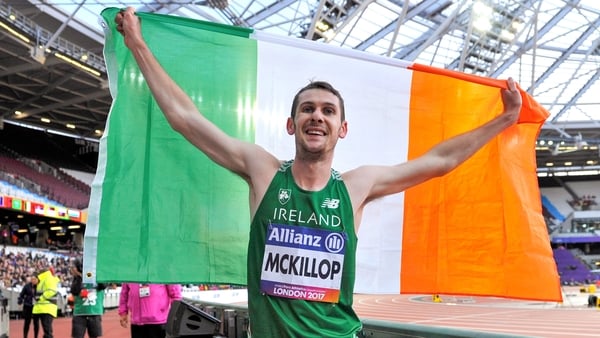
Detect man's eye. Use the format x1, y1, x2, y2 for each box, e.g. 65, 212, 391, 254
302, 106, 314, 113
324, 108, 334, 114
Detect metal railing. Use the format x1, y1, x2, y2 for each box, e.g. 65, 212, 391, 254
0, 1, 105, 73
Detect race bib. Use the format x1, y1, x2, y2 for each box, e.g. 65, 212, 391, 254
260, 223, 345, 303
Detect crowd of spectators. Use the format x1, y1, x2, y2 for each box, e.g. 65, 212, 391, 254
0, 247, 77, 291
0, 246, 239, 295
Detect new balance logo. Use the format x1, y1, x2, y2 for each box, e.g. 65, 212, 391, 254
321, 198, 340, 209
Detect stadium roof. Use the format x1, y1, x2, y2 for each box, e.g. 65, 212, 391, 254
1, 0, 600, 173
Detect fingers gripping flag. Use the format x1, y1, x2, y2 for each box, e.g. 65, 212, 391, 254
83, 8, 561, 302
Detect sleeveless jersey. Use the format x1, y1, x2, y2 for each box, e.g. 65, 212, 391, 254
73, 283, 105, 316
247, 160, 362, 337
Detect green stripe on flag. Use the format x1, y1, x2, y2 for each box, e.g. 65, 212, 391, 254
92, 8, 257, 284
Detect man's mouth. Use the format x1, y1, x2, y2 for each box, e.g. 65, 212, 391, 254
305, 128, 326, 136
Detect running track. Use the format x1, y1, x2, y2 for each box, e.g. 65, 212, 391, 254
10, 287, 600, 337
353, 289, 600, 338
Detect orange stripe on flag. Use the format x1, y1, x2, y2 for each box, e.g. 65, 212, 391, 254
402, 66, 562, 301
409, 63, 549, 124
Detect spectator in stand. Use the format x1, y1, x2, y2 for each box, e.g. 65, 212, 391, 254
1, 228, 8, 248
70, 258, 106, 338
18, 273, 40, 338
32, 267, 59, 338
118, 283, 182, 338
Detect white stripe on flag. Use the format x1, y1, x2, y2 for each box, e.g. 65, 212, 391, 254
254, 37, 412, 293
83, 128, 110, 284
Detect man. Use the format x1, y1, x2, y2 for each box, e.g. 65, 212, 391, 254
18, 273, 39, 338
32, 268, 58, 338
115, 7, 522, 337
70, 258, 106, 338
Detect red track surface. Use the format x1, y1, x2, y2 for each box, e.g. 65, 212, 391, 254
10, 288, 600, 337
353, 291, 600, 338
10, 309, 123, 338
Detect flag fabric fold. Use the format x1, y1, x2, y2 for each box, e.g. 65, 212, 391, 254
83, 7, 561, 301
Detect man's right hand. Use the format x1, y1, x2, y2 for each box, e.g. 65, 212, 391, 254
115, 7, 143, 50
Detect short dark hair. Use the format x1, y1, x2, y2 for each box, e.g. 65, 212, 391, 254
290, 81, 345, 121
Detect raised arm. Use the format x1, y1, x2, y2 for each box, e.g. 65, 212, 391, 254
345, 78, 522, 211
115, 8, 281, 213
115, 8, 278, 181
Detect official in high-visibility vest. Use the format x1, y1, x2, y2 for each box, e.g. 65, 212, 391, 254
32, 268, 59, 338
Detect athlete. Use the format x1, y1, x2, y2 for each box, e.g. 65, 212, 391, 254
70, 258, 106, 338
115, 7, 522, 337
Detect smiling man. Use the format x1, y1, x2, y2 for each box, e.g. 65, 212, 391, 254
115, 7, 522, 338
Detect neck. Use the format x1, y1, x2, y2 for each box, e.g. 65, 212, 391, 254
291, 157, 332, 191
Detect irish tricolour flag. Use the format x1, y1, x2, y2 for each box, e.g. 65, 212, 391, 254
83, 7, 561, 301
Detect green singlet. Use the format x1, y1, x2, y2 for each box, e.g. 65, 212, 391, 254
247, 160, 362, 337
72, 283, 105, 316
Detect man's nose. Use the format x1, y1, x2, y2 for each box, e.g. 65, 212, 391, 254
311, 108, 325, 121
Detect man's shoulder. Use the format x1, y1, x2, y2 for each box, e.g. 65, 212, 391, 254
340, 166, 367, 184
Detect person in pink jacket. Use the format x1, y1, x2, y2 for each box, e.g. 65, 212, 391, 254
118, 283, 182, 338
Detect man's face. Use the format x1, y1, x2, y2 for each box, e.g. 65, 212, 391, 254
31, 276, 38, 285
287, 88, 348, 156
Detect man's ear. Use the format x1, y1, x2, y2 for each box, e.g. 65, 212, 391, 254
286, 117, 295, 135
338, 120, 348, 139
